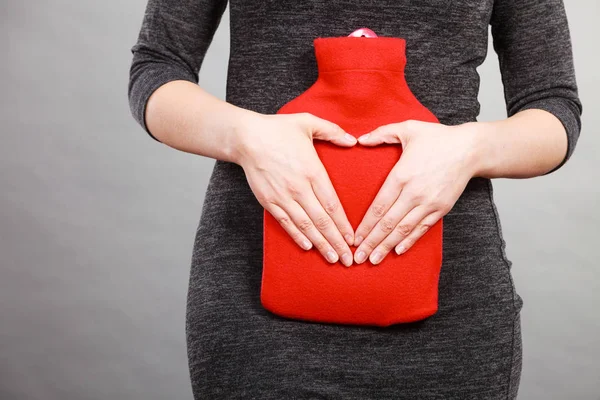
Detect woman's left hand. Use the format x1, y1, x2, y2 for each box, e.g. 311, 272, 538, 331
352, 120, 481, 265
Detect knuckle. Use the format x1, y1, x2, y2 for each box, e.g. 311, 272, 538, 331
395, 224, 412, 236
323, 199, 339, 215
314, 240, 329, 254
290, 230, 303, 242
259, 196, 274, 207
379, 217, 396, 234
314, 214, 331, 230
393, 172, 408, 186
285, 180, 302, 197
297, 218, 313, 232
331, 240, 347, 253
418, 223, 431, 234
430, 198, 451, 213
439, 201, 453, 213
406, 191, 424, 203
362, 237, 378, 251
378, 241, 394, 253
265, 196, 278, 206
277, 215, 291, 226
304, 169, 318, 182
371, 203, 387, 218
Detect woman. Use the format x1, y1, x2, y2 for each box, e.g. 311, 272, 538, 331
128, 0, 582, 398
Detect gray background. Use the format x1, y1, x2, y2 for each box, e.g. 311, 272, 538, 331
1, 0, 598, 399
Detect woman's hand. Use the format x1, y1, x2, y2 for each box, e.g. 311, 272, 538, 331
352, 120, 480, 265
233, 111, 357, 267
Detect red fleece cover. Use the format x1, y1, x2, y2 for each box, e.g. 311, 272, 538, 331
261, 36, 443, 327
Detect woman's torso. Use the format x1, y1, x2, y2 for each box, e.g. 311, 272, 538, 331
204, 0, 521, 313
188, 1, 523, 397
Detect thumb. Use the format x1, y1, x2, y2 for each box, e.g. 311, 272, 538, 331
357, 122, 408, 147
300, 113, 357, 147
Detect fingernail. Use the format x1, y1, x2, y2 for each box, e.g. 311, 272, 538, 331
341, 253, 353, 267
354, 235, 364, 246
326, 250, 338, 263
395, 245, 406, 255
344, 133, 356, 143
358, 133, 370, 141
355, 250, 367, 264
344, 234, 354, 245
370, 251, 383, 265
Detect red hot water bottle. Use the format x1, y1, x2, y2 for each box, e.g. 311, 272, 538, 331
261, 35, 443, 327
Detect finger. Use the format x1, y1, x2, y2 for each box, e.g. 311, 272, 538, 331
293, 188, 354, 267
394, 211, 443, 256
353, 192, 417, 264
353, 167, 404, 247
370, 206, 434, 265
356, 123, 403, 146
266, 203, 313, 251
284, 199, 350, 266
357, 120, 430, 147
309, 167, 355, 247
300, 113, 357, 147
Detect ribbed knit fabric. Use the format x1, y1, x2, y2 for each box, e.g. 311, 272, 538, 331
128, 0, 582, 398
262, 36, 443, 327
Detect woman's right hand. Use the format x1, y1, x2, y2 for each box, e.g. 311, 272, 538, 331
233, 111, 357, 267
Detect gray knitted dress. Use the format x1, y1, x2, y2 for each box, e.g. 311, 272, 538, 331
128, 0, 582, 398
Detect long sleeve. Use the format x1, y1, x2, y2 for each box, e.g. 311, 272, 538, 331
490, 0, 583, 174
128, 0, 229, 142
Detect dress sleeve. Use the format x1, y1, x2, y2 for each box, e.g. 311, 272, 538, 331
490, 0, 583, 174
128, 0, 229, 142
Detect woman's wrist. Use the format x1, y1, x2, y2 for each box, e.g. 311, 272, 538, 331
461, 109, 569, 180
227, 108, 265, 166
143, 80, 268, 165
454, 121, 497, 179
